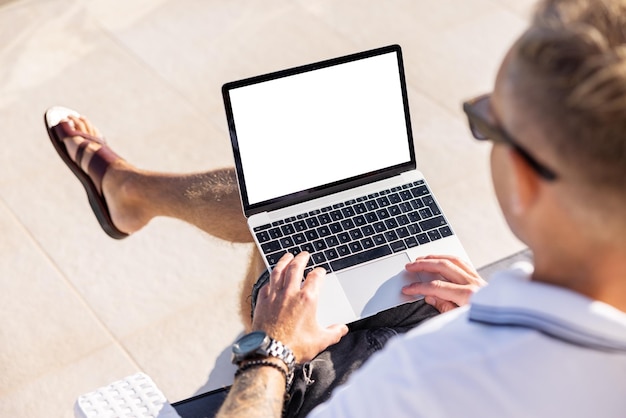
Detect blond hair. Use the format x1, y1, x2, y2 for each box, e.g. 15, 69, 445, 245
513, 0, 626, 194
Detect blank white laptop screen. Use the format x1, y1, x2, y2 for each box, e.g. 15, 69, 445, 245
227, 51, 412, 206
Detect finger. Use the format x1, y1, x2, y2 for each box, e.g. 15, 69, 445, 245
402, 280, 475, 306
421, 254, 476, 274
283, 252, 310, 291
405, 258, 476, 284
424, 296, 458, 313
270, 252, 294, 289
300, 266, 327, 294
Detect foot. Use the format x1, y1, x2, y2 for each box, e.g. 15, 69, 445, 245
59, 114, 150, 234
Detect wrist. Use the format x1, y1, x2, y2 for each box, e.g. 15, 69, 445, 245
231, 331, 296, 389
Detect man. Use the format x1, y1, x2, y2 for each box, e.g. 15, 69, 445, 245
218, 0, 626, 415
47, 0, 626, 416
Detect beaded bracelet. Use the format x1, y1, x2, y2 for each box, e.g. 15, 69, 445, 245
235, 359, 290, 385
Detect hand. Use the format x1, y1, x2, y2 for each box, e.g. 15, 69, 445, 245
252, 252, 349, 363
401, 255, 487, 313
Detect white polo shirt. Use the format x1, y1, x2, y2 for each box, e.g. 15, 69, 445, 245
308, 263, 626, 417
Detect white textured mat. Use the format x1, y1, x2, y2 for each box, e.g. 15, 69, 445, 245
75, 373, 181, 418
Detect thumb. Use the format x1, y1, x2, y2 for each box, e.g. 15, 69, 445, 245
325, 323, 349, 344
425, 296, 457, 313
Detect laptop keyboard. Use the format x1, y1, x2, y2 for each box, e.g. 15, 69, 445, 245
253, 180, 453, 275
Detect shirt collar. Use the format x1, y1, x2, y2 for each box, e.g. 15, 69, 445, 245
469, 262, 626, 352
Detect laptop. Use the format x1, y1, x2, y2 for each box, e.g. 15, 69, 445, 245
222, 44, 470, 326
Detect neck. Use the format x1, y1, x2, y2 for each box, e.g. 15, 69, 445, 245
531, 241, 626, 312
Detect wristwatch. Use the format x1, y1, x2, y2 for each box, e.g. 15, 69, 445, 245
231, 331, 296, 375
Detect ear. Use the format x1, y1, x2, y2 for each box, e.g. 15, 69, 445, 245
505, 147, 541, 215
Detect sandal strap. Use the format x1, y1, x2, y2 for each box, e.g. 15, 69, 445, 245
87, 145, 121, 194
74, 140, 91, 168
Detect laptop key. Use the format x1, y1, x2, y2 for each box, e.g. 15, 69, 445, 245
439, 226, 453, 237
411, 185, 429, 197
281, 224, 295, 235
317, 225, 331, 237
376, 196, 391, 207
301, 242, 316, 253
373, 222, 387, 233
311, 252, 327, 264
396, 227, 410, 239
306, 217, 320, 228
389, 193, 401, 204
329, 222, 343, 233
373, 234, 386, 246
365, 200, 379, 211
390, 240, 407, 252
313, 239, 328, 251
349, 241, 363, 253
405, 236, 419, 248
376, 208, 391, 219
338, 232, 351, 243
261, 240, 282, 253
254, 224, 272, 232
318, 213, 332, 224
293, 233, 306, 245
385, 218, 398, 229
349, 229, 364, 240
330, 245, 392, 272
365, 212, 378, 223
361, 225, 376, 236
419, 216, 447, 232
417, 233, 430, 244
408, 211, 421, 222
305, 230, 319, 240
353, 215, 367, 227
294, 220, 307, 232
361, 237, 375, 249
266, 250, 287, 265
388, 205, 401, 216
256, 231, 271, 243
337, 245, 350, 257
419, 207, 434, 219
408, 224, 421, 235
385, 230, 398, 242
269, 227, 283, 239
410, 198, 425, 209
330, 210, 344, 221
280, 237, 294, 248
400, 190, 413, 201
325, 236, 340, 248
341, 207, 356, 218
354, 203, 367, 214
324, 248, 339, 260
428, 230, 443, 241
341, 219, 355, 230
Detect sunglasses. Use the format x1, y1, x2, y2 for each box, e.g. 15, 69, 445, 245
462, 94, 558, 181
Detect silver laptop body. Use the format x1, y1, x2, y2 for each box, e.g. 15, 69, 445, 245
223, 45, 469, 326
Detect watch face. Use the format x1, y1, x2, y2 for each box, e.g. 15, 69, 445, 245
234, 331, 268, 356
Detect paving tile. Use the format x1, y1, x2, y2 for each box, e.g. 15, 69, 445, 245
492, 0, 537, 19
0, 199, 135, 398
298, 0, 529, 115
86, 0, 357, 130
120, 293, 246, 401
0, 344, 138, 418
434, 168, 526, 268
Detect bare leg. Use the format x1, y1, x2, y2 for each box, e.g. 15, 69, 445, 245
63, 115, 262, 329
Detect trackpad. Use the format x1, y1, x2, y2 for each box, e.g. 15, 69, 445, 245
336, 253, 422, 319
